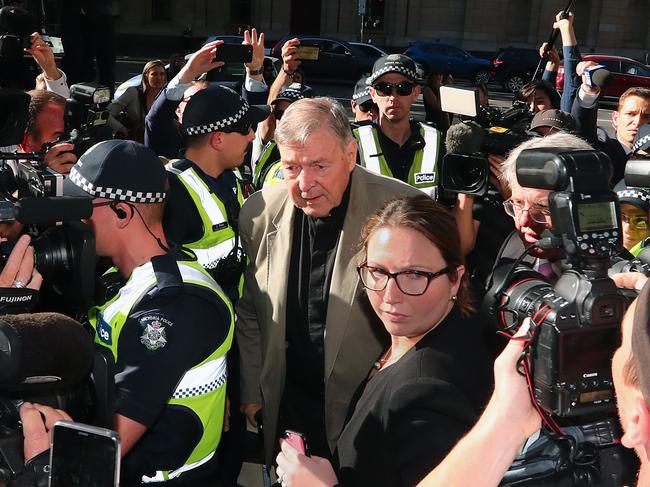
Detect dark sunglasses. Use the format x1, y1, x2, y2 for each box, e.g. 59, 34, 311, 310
372, 81, 415, 97
273, 108, 285, 120
221, 123, 252, 135
358, 101, 378, 113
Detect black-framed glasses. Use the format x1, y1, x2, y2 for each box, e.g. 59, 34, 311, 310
503, 199, 551, 224
357, 262, 450, 296
221, 123, 252, 135
372, 81, 415, 97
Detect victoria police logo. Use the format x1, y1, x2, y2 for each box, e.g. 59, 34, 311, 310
140, 316, 168, 350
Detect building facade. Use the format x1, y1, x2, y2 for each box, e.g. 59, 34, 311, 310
114, 0, 650, 57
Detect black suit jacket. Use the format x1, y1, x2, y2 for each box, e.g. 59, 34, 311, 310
334, 309, 493, 487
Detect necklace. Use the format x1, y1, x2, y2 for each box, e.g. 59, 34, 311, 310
373, 347, 392, 370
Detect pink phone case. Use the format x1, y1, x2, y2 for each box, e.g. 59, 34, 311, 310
284, 430, 309, 456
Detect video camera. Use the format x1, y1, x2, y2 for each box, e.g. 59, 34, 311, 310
484, 148, 627, 418
0, 89, 97, 312
439, 86, 533, 196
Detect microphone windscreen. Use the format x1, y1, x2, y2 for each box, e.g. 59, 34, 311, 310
0, 312, 93, 387
445, 121, 485, 155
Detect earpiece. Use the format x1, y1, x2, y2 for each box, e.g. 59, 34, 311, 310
110, 202, 128, 219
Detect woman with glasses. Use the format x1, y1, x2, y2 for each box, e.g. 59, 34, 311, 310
275, 195, 493, 487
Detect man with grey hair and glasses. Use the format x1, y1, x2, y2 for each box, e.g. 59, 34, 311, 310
497, 132, 594, 281
235, 97, 420, 464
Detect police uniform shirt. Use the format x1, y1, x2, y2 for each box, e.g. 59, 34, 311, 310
112, 250, 232, 484
163, 161, 240, 299
373, 120, 427, 183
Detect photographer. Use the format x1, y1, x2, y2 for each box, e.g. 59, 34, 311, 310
19, 90, 76, 175
516, 11, 580, 116
415, 270, 650, 486
497, 132, 593, 277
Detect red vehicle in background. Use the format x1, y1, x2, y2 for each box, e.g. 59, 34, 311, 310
557, 54, 650, 103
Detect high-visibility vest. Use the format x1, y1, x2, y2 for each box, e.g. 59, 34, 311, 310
166, 160, 245, 297
88, 255, 234, 483
252, 140, 284, 192
354, 123, 441, 199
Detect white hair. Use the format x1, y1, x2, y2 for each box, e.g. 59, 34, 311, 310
274, 97, 354, 150
500, 132, 594, 188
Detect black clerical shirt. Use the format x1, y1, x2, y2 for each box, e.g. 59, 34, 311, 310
280, 184, 351, 459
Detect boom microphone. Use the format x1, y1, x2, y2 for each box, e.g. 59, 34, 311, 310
0, 312, 94, 388
445, 121, 485, 155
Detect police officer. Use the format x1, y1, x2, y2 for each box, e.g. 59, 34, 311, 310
163, 85, 270, 302
350, 76, 378, 125
354, 54, 443, 198
63, 140, 234, 486
252, 83, 313, 192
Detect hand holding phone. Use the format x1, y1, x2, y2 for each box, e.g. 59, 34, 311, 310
213, 44, 253, 63
283, 430, 310, 457
295, 43, 320, 61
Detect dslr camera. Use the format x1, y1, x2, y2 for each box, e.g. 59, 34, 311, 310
484, 148, 626, 418
483, 148, 640, 486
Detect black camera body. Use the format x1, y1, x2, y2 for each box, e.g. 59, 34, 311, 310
63, 83, 113, 159
484, 148, 628, 418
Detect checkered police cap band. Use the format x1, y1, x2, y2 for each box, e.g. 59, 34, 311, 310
618, 189, 650, 203
69, 167, 166, 203
185, 101, 250, 136
367, 65, 418, 85
353, 88, 371, 100
633, 133, 650, 153
280, 89, 304, 100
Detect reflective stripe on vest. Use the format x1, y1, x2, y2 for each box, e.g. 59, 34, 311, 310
253, 141, 284, 191
166, 163, 242, 270
354, 123, 441, 198
89, 259, 234, 483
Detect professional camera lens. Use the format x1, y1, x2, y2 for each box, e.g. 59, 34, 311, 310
32, 229, 73, 276
497, 275, 553, 329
